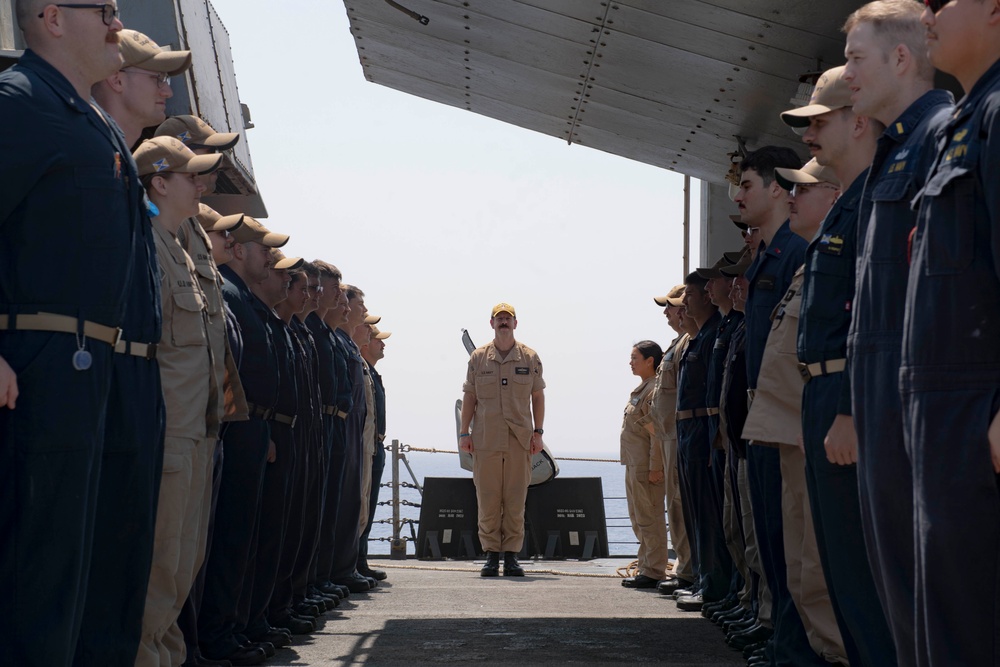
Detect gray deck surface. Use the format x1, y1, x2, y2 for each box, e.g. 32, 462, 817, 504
270, 558, 746, 665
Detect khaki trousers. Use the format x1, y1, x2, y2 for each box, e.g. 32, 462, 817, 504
779, 444, 847, 664
472, 431, 531, 553
136, 436, 214, 667
661, 435, 692, 580
358, 437, 375, 538
625, 465, 668, 579
738, 457, 773, 627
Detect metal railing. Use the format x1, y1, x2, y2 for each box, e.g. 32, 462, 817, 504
376, 439, 650, 558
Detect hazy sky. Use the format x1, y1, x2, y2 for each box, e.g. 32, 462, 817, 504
208, 0, 703, 457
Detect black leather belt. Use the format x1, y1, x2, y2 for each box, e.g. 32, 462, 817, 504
322, 404, 349, 419
272, 411, 297, 427
114, 339, 158, 360
676, 407, 720, 421
248, 402, 275, 421
798, 358, 846, 381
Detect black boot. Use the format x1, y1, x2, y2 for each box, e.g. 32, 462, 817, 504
502, 552, 525, 577
480, 552, 500, 577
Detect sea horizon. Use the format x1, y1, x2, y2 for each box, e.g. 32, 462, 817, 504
366, 449, 643, 559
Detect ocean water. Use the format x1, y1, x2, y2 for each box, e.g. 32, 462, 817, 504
367, 449, 640, 557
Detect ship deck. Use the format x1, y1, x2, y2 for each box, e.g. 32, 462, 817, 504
272, 558, 745, 665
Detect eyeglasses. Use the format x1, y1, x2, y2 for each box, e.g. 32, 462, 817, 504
790, 183, 839, 198
924, 0, 951, 12
741, 227, 760, 239
122, 69, 171, 87
39, 3, 119, 26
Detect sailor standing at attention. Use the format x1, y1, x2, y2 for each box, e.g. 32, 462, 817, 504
619, 340, 667, 589
902, 0, 1000, 663
460, 303, 546, 578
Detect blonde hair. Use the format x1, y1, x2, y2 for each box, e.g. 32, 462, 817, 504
843, 0, 935, 81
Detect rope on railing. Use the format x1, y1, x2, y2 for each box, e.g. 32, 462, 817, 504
400, 444, 620, 464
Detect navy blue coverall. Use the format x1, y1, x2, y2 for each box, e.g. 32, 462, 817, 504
797, 170, 895, 667
0, 51, 143, 667
677, 310, 732, 601
847, 89, 953, 667
902, 59, 1000, 667
199, 266, 278, 659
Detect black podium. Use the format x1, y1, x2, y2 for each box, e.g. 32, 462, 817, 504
416, 477, 608, 560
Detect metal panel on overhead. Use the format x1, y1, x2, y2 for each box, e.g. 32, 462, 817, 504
343, 0, 855, 185
176, 0, 265, 216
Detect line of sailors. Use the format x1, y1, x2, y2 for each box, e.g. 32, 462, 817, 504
1, 13, 391, 667
619, 1, 1000, 666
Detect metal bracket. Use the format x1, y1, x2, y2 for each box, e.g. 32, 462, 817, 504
384, 0, 430, 25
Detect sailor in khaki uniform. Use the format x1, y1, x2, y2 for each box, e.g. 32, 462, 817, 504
620, 341, 667, 589
132, 136, 223, 667
648, 285, 695, 594
157, 109, 252, 663
460, 303, 546, 578
742, 159, 846, 666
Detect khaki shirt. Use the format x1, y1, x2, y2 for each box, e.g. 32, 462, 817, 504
177, 220, 248, 432
742, 267, 805, 446
621, 376, 660, 470
361, 360, 376, 458
153, 220, 216, 440
463, 341, 545, 451
649, 334, 689, 443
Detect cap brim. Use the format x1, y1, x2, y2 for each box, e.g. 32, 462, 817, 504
723, 250, 746, 264
695, 267, 723, 279
197, 132, 240, 151
774, 167, 821, 191
176, 152, 223, 175
666, 298, 685, 307
261, 232, 289, 248
374, 331, 391, 339
729, 214, 748, 231
137, 50, 192, 76
779, 103, 844, 128
200, 212, 243, 232
720, 260, 753, 277
273, 256, 304, 270
364, 315, 381, 325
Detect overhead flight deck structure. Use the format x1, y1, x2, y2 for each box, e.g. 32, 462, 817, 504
341, 0, 856, 261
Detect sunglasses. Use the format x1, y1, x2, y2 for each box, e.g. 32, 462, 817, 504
924, 0, 951, 12
741, 227, 760, 239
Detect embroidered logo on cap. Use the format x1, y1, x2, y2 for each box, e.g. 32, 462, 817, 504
153, 158, 170, 172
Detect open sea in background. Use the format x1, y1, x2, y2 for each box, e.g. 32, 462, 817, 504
366, 450, 640, 558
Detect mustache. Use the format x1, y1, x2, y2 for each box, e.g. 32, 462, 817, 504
806, 142, 821, 151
